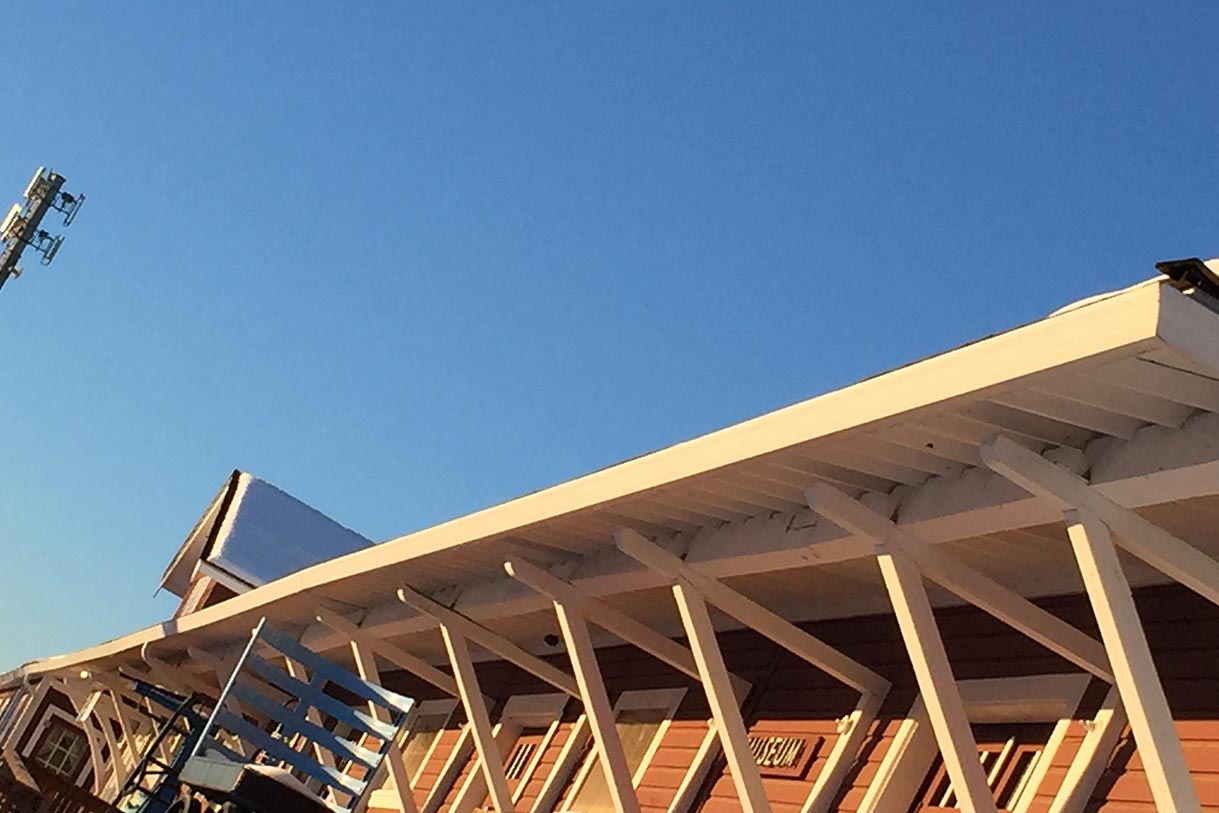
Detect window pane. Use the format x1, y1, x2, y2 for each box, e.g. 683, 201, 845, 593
401, 713, 449, 779
567, 708, 668, 813
35, 723, 87, 778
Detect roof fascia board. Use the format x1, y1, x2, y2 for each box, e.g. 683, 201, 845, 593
339, 410, 1219, 649
237, 279, 1175, 606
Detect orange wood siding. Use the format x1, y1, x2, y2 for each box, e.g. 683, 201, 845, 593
372, 582, 1219, 813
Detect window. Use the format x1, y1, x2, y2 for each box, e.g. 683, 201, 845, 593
563, 688, 686, 813
856, 675, 1103, 813
909, 723, 1053, 812
34, 721, 87, 779
400, 699, 459, 783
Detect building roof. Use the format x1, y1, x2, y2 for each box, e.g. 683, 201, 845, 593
6, 276, 1219, 688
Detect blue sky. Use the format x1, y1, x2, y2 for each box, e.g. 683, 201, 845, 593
1, 2, 1217, 669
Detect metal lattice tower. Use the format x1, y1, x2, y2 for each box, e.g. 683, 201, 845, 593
0, 167, 85, 292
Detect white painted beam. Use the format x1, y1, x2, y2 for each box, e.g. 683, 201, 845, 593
875, 547, 997, 813
349, 640, 421, 813
982, 434, 1219, 606
397, 585, 579, 698
1064, 509, 1199, 813
551, 599, 640, 813
503, 555, 746, 691
530, 715, 590, 813
261, 415, 1219, 660
802, 690, 883, 813
616, 528, 890, 697
315, 607, 459, 696
806, 482, 1113, 681
439, 629, 515, 812
670, 582, 772, 813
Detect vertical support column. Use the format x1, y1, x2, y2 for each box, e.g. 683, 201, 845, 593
349, 641, 421, 813
1064, 509, 1199, 813
552, 599, 641, 813
439, 627, 515, 812
876, 548, 997, 813
671, 581, 772, 813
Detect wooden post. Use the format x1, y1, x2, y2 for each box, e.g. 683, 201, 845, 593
1064, 509, 1199, 813
439, 627, 515, 812
349, 640, 422, 813
671, 581, 772, 813
876, 547, 997, 813
551, 598, 641, 813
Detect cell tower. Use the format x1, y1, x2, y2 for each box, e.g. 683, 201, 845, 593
0, 167, 85, 292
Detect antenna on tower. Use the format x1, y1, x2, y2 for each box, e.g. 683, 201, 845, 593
0, 167, 85, 293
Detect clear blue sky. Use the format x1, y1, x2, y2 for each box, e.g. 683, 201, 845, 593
1, 2, 1217, 669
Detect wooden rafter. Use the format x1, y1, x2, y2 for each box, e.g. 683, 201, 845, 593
981, 434, 1219, 606
315, 607, 458, 696
615, 528, 890, 696
806, 482, 1113, 681
397, 586, 579, 698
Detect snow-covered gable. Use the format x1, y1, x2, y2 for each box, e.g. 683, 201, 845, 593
159, 470, 372, 599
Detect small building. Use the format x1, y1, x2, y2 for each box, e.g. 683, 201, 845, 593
5, 271, 1219, 813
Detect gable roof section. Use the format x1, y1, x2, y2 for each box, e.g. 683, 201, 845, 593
158, 470, 373, 599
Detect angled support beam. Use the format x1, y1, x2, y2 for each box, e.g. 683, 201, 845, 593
315, 607, 459, 696
502, 556, 748, 695
803, 690, 884, 813
1064, 509, 1199, 813
546, 584, 641, 813
670, 582, 772, 813
616, 528, 890, 697
981, 435, 1219, 606
530, 714, 590, 813
440, 629, 515, 812
398, 585, 579, 698
101, 681, 143, 775
504, 555, 762, 813
876, 547, 997, 813
91, 696, 128, 801
806, 482, 1113, 681
349, 640, 421, 813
